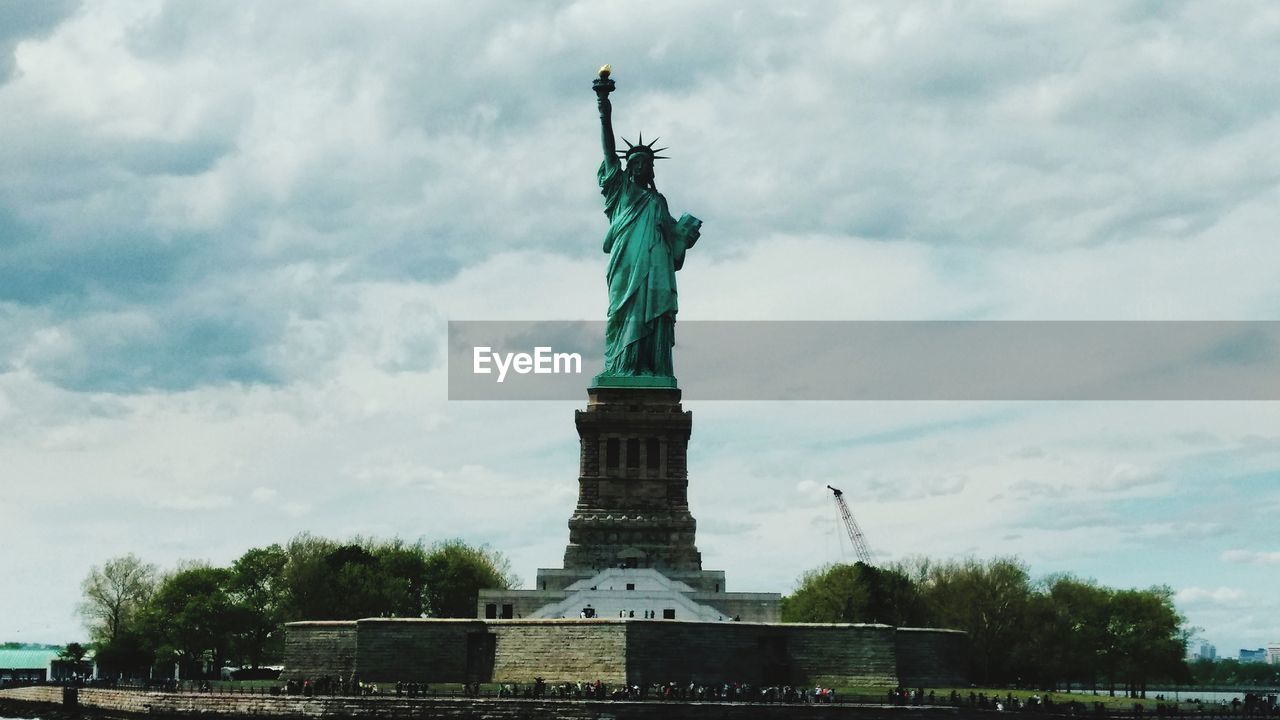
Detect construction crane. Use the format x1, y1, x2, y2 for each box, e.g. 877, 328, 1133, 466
827, 485, 874, 565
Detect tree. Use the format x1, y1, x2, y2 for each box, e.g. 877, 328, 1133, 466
918, 557, 1034, 685
372, 539, 432, 618
91, 630, 153, 679
1105, 586, 1188, 696
279, 533, 341, 620
280, 535, 440, 621
782, 562, 925, 626
228, 544, 288, 667
144, 565, 241, 679
79, 554, 158, 644
76, 533, 523, 678
59, 642, 89, 663
1043, 576, 1112, 691
423, 540, 518, 618
53, 641, 93, 681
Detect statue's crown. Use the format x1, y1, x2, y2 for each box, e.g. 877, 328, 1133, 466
618, 132, 669, 161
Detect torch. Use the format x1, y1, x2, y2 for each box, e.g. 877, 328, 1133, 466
593, 64, 615, 98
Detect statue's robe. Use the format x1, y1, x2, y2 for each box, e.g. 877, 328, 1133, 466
598, 156, 691, 377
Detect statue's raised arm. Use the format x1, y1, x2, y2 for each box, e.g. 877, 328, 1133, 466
593, 65, 617, 164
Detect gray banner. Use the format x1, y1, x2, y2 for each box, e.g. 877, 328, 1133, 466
447, 321, 1280, 401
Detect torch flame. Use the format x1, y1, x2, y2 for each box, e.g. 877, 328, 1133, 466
598, 64, 612, 78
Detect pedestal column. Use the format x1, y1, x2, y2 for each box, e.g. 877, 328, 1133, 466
563, 387, 703, 573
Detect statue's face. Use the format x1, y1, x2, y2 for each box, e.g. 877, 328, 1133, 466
626, 153, 654, 183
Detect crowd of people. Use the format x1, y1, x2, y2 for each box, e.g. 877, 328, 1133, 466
272, 677, 1280, 714
7, 674, 1280, 715
493, 678, 839, 703
282, 676, 385, 696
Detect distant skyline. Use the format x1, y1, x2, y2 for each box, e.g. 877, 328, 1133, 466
2, 1, 1279, 655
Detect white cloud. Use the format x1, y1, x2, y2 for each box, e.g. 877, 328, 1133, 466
1176, 586, 1246, 606
250, 487, 278, 504
1091, 463, 1162, 492
149, 494, 233, 511
1221, 549, 1280, 566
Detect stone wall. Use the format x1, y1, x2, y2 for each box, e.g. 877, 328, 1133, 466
355, 619, 478, 682
608, 621, 902, 687
626, 621, 763, 685
895, 628, 969, 688
785, 624, 900, 687
283, 621, 356, 680
291, 619, 631, 685
491, 621, 627, 683
284, 618, 927, 687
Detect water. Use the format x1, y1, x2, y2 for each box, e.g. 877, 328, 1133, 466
1076, 689, 1280, 704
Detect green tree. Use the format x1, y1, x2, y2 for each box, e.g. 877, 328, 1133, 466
280, 535, 434, 620
78, 533, 522, 678
918, 556, 1034, 685
1191, 658, 1280, 687
144, 565, 242, 679
372, 539, 432, 618
229, 544, 288, 667
423, 540, 518, 617
59, 642, 89, 662
279, 533, 341, 620
1004, 588, 1059, 689
90, 630, 154, 679
1044, 576, 1113, 691
782, 562, 925, 626
1105, 586, 1188, 696
78, 554, 158, 644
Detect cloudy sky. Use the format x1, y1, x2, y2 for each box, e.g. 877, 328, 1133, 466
2, 1, 1279, 656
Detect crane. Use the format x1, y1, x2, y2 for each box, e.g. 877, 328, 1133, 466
827, 485, 874, 565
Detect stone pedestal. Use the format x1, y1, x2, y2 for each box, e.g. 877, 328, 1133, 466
563, 387, 704, 576
484, 384, 779, 618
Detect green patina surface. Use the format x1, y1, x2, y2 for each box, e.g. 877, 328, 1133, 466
593, 69, 700, 382
590, 374, 678, 389
0, 648, 61, 669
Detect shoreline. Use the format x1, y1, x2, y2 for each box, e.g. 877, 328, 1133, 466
0, 685, 965, 720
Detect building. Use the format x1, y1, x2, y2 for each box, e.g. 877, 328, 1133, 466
1198, 643, 1217, 661
1239, 648, 1267, 663
483, 567, 767, 622
1268, 643, 1280, 665
0, 648, 94, 683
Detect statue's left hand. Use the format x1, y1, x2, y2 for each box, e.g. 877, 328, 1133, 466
677, 213, 702, 248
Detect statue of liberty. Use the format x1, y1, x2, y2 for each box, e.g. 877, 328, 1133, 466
592, 66, 701, 387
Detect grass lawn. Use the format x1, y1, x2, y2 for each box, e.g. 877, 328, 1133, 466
922, 687, 1212, 710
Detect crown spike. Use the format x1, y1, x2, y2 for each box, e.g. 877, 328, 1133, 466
637, 131, 644, 146
621, 137, 634, 148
